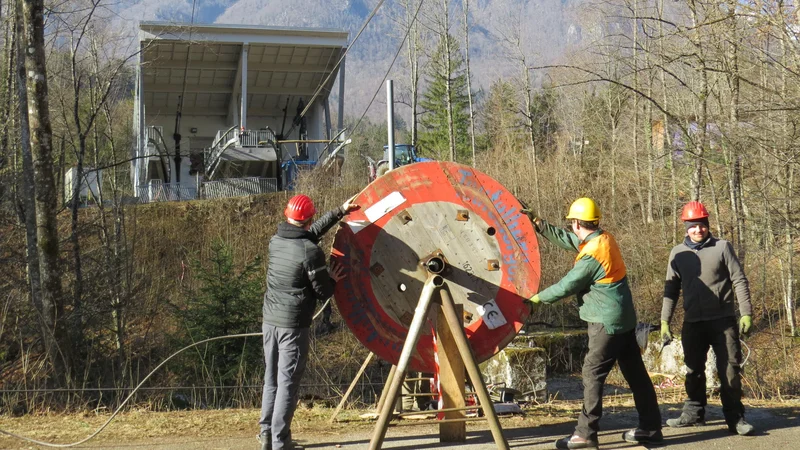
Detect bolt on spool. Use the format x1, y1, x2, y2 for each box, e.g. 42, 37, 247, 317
425, 256, 446, 274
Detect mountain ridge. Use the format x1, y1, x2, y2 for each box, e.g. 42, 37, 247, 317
118, 0, 580, 119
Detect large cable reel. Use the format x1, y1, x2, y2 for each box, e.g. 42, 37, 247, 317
332, 161, 541, 372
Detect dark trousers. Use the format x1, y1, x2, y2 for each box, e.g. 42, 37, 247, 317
259, 323, 310, 450
575, 323, 662, 439
681, 317, 744, 426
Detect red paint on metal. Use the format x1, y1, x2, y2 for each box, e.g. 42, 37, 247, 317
331, 162, 540, 371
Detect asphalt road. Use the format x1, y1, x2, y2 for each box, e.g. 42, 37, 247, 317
75, 403, 798, 450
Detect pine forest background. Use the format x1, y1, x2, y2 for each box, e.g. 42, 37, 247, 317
0, 0, 799, 413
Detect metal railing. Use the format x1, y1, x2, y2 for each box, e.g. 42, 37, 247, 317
145, 126, 164, 148
205, 126, 239, 176
205, 127, 277, 177
202, 177, 278, 199
239, 129, 276, 147
136, 180, 197, 203
136, 177, 277, 203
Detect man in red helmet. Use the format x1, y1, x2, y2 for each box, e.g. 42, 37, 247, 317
258, 194, 359, 450
661, 201, 755, 436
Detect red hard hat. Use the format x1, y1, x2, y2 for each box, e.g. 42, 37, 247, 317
284, 194, 316, 222
681, 201, 709, 221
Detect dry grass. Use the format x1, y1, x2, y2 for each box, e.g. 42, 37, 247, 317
2, 396, 798, 449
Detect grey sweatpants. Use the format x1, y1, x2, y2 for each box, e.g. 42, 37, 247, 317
259, 323, 310, 450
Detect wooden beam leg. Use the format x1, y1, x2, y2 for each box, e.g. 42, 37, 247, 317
368, 275, 443, 450
439, 285, 509, 450
436, 304, 466, 442
329, 352, 374, 424
375, 364, 397, 413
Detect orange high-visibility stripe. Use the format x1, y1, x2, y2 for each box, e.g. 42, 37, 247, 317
576, 233, 627, 284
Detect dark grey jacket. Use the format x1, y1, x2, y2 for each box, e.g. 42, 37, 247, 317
661, 235, 753, 323
263, 208, 345, 328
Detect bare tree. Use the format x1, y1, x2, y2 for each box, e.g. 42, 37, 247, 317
491, 1, 541, 209
462, 0, 476, 166
20, 0, 73, 385
401, 0, 424, 148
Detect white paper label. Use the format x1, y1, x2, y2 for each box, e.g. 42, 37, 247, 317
477, 301, 507, 330
364, 191, 407, 223
345, 220, 371, 234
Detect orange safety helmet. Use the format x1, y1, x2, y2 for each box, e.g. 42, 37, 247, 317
680, 201, 709, 221
284, 194, 316, 222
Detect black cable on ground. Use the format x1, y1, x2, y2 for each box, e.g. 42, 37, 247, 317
0, 301, 335, 447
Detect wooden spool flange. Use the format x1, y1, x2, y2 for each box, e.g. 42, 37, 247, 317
331, 161, 541, 372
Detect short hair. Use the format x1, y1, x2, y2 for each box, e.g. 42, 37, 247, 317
288, 217, 311, 227
577, 219, 599, 231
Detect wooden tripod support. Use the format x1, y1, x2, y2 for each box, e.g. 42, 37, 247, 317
367, 276, 509, 450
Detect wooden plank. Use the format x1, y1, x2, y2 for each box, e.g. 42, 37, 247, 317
436, 304, 466, 442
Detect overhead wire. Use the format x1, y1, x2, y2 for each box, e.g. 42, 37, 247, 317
349, 0, 425, 140
284, 0, 389, 139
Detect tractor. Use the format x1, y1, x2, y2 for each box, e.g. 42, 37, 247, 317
367, 144, 432, 181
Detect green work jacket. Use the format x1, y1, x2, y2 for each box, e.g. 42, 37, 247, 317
536, 220, 637, 334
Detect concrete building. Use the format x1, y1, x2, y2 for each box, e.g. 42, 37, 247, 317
131, 22, 348, 202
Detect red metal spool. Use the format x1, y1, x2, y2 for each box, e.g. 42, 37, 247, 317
331, 161, 540, 372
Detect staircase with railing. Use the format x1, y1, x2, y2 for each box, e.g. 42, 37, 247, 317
144, 126, 171, 183
204, 127, 277, 180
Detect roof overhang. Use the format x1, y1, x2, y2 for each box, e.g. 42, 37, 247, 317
139, 22, 348, 125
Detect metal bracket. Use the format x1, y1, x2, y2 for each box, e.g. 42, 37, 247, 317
396, 209, 413, 225
370, 263, 385, 276
419, 249, 449, 274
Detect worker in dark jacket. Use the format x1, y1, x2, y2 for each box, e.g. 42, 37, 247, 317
526, 198, 662, 449
258, 194, 359, 450
661, 201, 754, 436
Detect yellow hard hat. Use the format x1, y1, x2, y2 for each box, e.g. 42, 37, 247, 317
566, 197, 601, 222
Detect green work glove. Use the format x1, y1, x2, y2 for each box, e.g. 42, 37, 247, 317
529, 294, 541, 304
521, 208, 537, 221
518, 199, 537, 221
660, 320, 672, 341
739, 315, 752, 335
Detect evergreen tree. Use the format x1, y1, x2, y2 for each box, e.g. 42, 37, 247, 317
483, 80, 525, 153
182, 240, 264, 386
419, 33, 471, 162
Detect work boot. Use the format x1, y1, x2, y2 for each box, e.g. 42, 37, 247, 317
256, 432, 271, 450
666, 413, 705, 428
729, 418, 755, 436
622, 428, 663, 444
554, 434, 598, 449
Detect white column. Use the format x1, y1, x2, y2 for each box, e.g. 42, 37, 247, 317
136, 49, 145, 186
240, 43, 249, 130
387, 80, 395, 170
338, 55, 345, 133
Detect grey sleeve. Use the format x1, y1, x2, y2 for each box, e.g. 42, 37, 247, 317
305, 246, 335, 302
661, 247, 681, 323
308, 207, 345, 240
723, 241, 753, 317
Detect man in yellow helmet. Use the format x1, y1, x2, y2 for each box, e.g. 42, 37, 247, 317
526, 198, 662, 449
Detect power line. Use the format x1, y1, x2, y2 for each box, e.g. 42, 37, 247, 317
349, 0, 425, 140
285, 0, 389, 138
